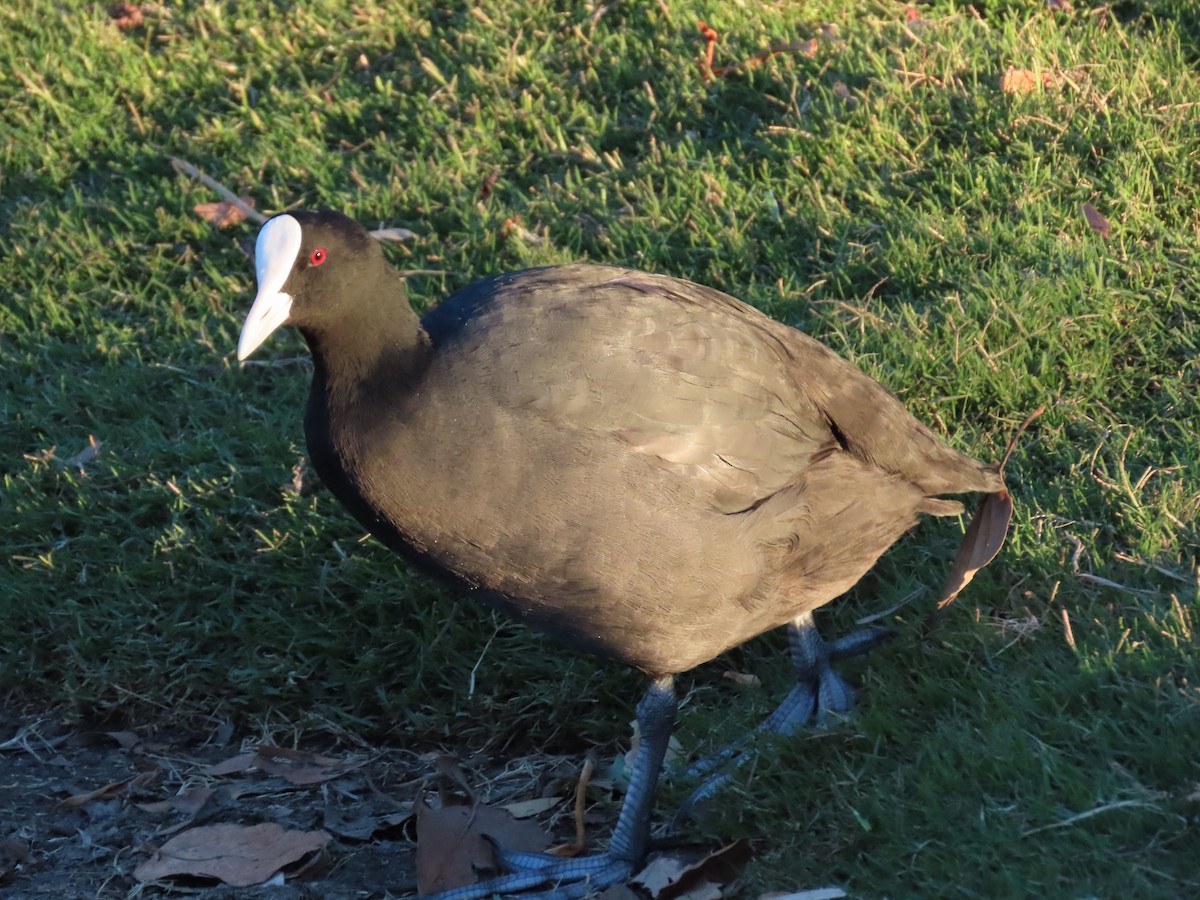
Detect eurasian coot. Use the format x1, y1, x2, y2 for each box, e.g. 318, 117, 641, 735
237, 210, 1004, 898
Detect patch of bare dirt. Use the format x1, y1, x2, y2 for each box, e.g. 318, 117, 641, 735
0, 709, 593, 899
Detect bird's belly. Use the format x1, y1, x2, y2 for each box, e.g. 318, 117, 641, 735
332, 423, 767, 674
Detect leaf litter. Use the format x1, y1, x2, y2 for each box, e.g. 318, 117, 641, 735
204, 744, 370, 785
4, 710, 771, 897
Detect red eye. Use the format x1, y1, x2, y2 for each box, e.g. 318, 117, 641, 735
309, 248, 326, 266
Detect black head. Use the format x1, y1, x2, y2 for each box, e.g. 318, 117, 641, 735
237, 210, 384, 360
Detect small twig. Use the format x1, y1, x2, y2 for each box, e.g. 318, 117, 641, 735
1059, 607, 1077, 652
1113, 552, 1193, 584
467, 627, 500, 698
573, 756, 593, 852
172, 156, 419, 244
544, 755, 594, 858
1076, 572, 1145, 595
1022, 799, 1158, 837
0, 720, 69, 761
857, 587, 923, 625
710, 39, 818, 77
697, 21, 718, 80
999, 404, 1045, 478
237, 356, 313, 369
169, 157, 267, 225
589, 0, 615, 28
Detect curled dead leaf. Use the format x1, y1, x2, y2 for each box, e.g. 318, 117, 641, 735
500, 216, 548, 245
203, 745, 366, 784
323, 803, 412, 840
1081, 202, 1111, 238
415, 798, 550, 894
204, 750, 257, 776
632, 840, 751, 899
936, 405, 1043, 611
109, 3, 143, 29
135, 786, 215, 818
936, 489, 1013, 609
193, 197, 255, 229
58, 764, 161, 808
1000, 67, 1054, 94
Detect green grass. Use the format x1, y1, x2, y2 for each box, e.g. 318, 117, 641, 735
2, 0, 1198, 896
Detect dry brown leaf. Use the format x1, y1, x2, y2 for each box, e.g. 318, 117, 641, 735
1081, 202, 1111, 237
936, 490, 1013, 609
203, 746, 366, 784
434, 755, 479, 799
323, 803, 412, 840
250, 745, 368, 785
502, 796, 563, 819
710, 39, 818, 78
58, 765, 160, 808
134, 822, 329, 886
500, 216, 548, 245
1000, 67, 1054, 94
934, 404, 1042, 612
415, 798, 550, 895
205, 750, 257, 776
109, 3, 143, 28
136, 786, 215, 817
632, 841, 751, 899
480, 171, 500, 201
193, 198, 255, 229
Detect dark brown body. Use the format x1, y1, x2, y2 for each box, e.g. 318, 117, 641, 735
301, 263, 1002, 676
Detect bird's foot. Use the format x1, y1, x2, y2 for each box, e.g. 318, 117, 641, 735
422, 844, 633, 900
771, 622, 895, 733
675, 620, 893, 822
429, 676, 679, 899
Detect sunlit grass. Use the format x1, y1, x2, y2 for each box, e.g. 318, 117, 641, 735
1, 0, 1197, 895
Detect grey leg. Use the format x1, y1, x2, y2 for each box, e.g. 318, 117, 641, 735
425, 675, 677, 900
676, 613, 892, 821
